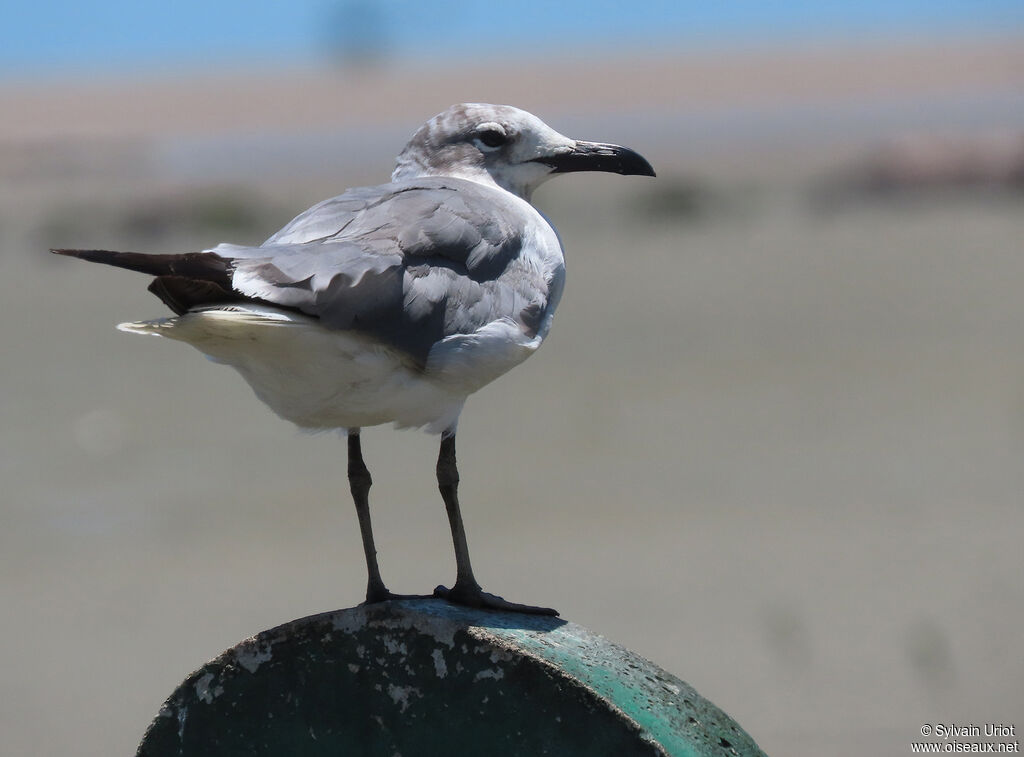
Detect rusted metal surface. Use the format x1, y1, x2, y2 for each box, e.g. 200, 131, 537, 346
137, 599, 766, 756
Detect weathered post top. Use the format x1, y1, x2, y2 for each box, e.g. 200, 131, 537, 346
137, 599, 766, 756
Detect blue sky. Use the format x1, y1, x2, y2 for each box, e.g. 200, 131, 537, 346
3, 0, 1023, 79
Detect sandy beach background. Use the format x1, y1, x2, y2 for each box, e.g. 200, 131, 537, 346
2, 34, 1023, 755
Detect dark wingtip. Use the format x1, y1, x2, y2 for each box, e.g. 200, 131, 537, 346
50, 248, 120, 261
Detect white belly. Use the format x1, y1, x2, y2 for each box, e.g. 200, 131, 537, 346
118, 303, 549, 434
119, 305, 475, 434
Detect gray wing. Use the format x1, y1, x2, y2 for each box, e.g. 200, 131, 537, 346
219, 178, 550, 367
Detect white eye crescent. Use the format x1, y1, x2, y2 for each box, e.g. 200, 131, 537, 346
473, 123, 508, 151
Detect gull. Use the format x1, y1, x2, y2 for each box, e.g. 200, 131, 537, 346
53, 103, 655, 615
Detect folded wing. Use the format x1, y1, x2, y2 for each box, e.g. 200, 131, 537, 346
56, 178, 551, 369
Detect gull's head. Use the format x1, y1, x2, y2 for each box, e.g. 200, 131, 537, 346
392, 103, 655, 200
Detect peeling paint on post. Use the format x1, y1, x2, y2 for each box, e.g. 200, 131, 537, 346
137, 599, 766, 756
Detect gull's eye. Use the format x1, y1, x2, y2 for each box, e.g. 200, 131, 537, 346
473, 123, 508, 151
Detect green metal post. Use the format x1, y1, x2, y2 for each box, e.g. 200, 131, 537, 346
137, 599, 767, 756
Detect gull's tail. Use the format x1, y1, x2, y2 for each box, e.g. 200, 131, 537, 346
116, 318, 177, 336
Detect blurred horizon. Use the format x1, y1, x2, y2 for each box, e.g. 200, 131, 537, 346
3, 0, 1024, 80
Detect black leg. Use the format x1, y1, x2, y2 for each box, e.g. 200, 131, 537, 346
435, 434, 479, 591
433, 433, 558, 616
347, 431, 396, 604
